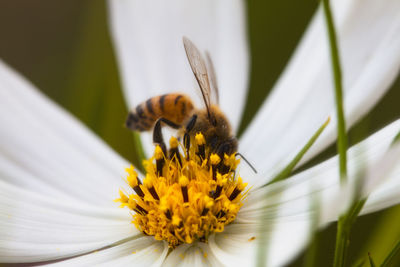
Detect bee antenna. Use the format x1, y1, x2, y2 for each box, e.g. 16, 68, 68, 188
235, 153, 257, 174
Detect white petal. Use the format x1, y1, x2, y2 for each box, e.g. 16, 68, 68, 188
207, 226, 257, 267
108, 0, 249, 155
0, 179, 138, 263
47, 238, 168, 267
0, 60, 131, 206
209, 221, 309, 267
358, 142, 400, 214
0, 61, 140, 261
235, 119, 400, 266
240, 0, 400, 184
162, 243, 216, 267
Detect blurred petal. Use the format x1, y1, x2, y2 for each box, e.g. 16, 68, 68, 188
0, 61, 139, 261
47, 238, 167, 267
240, 119, 400, 223
207, 225, 256, 266
0, 60, 131, 206
359, 141, 400, 214
240, 0, 400, 182
234, 119, 400, 266
108, 0, 249, 154
162, 243, 216, 267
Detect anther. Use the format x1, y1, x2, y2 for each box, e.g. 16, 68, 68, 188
179, 176, 189, 202
133, 184, 144, 198
201, 196, 214, 216
183, 133, 190, 160
154, 145, 165, 176
229, 177, 247, 201
220, 154, 232, 175
116, 189, 129, 204
229, 187, 241, 201
195, 133, 206, 161
210, 154, 221, 180
172, 215, 183, 228
149, 187, 160, 200
144, 176, 160, 200
216, 210, 226, 219
211, 174, 226, 199
126, 166, 145, 198
119, 130, 248, 247
132, 202, 148, 215
165, 209, 172, 220
159, 198, 171, 219
169, 136, 182, 166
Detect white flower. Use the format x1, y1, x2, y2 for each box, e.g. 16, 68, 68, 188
1, 0, 400, 266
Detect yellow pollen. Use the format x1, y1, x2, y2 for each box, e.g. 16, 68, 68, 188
204, 196, 214, 209
143, 174, 154, 188
195, 132, 206, 145
126, 166, 139, 187
114, 190, 129, 207
169, 136, 179, 148
154, 145, 164, 160
236, 177, 248, 191
116, 135, 248, 248
210, 153, 221, 165
172, 215, 182, 226
224, 154, 240, 170
179, 175, 189, 187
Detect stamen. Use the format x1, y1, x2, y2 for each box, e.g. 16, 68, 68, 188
210, 153, 221, 180
160, 198, 172, 220
179, 175, 189, 202
126, 166, 145, 198
169, 136, 182, 166
195, 133, 206, 161
211, 174, 227, 199
201, 196, 214, 216
144, 175, 160, 200
117, 132, 247, 248
154, 145, 165, 176
165, 209, 172, 220
216, 210, 226, 219
132, 202, 148, 215
229, 177, 247, 201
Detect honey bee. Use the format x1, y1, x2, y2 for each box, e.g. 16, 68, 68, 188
126, 37, 237, 158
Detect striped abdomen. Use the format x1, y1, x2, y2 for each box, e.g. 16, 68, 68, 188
126, 94, 194, 131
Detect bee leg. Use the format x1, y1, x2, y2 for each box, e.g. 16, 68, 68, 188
153, 118, 181, 156
235, 153, 258, 174
183, 114, 198, 159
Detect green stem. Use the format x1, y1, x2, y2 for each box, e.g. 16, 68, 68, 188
334, 198, 367, 267
334, 216, 349, 267
322, 0, 347, 185
381, 239, 400, 267
304, 196, 321, 267
266, 117, 330, 186
368, 252, 376, 267
322, 0, 350, 266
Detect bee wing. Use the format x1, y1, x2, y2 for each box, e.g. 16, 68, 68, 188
205, 51, 219, 105
183, 37, 213, 116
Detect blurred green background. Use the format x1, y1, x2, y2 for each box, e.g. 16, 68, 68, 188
0, 1, 399, 266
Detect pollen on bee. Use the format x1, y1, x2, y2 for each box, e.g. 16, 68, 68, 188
115, 132, 248, 248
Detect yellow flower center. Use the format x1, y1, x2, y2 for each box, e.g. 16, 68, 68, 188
116, 133, 248, 248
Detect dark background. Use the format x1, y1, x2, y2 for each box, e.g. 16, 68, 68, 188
0, 1, 399, 266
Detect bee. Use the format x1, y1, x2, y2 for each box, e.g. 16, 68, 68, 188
126, 37, 237, 159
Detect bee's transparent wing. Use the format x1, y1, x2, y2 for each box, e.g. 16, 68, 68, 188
183, 37, 212, 115
205, 51, 219, 105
